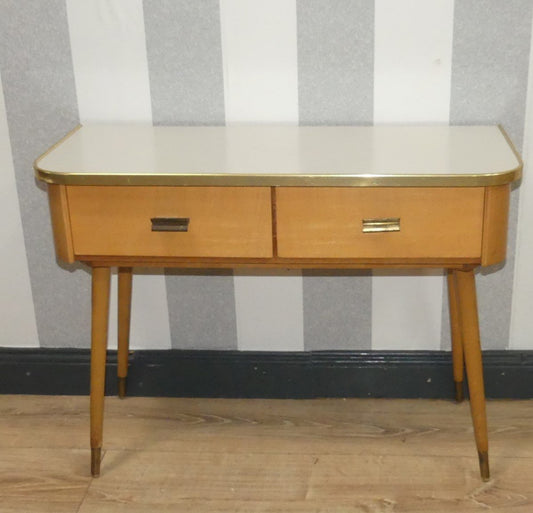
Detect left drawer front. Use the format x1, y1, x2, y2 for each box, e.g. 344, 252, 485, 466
67, 186, 273, 258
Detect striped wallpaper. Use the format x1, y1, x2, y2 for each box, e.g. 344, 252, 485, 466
1, 0, 533, 352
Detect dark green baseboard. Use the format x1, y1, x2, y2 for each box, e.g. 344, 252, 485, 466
1, 348, 533, 399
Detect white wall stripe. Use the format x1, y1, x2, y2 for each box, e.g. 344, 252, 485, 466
372, 0, 454, 350
372, 270, 446, 350
220, 0, 304, 351
374, 0, 453, 124
66, 0, 152, 123
510, 10, 533, 350
234, 270, 304, 351
220, 0, 299, 124
66, 0, 172, 350
0, 75, 39, 348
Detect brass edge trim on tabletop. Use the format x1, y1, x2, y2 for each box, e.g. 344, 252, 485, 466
34, 169, 520, 187
498, 124, 524, 181
33, 125, 82, 177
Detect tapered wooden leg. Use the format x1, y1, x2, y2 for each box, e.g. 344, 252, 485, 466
117, 267, 132, 399
90, 266, 111, 477
447, 270, 464, 402
455, 269, 490, 481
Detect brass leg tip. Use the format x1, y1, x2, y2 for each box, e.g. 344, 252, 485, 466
91, 448, 101, 477
118, 377, 127, 399
478, 450, 490, 481
454, 381, 464, 403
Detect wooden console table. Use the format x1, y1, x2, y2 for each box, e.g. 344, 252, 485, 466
35, 124, 521, 480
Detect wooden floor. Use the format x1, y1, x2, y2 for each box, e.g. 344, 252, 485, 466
1, 396, 533, 512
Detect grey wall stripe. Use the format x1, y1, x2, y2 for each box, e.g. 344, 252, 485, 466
0, 1, 89, 348
302, 270, 372, 351
297, 0, 374, 126
445, 0, 533, 350
164, 270, 237, 350
143, 0, 237, 350
143, 0, 225, 126
297, 0, 374, 350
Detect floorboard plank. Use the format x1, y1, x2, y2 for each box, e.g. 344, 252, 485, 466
88, 450, 313, 503
2, 396, 532, 457
1, 396, 532, 512
0, 448, 92, 513
308, 454, 533, 511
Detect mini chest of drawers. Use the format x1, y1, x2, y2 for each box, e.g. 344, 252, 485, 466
36, 124, 521, 480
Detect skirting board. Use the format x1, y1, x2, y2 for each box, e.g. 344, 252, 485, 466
0, 349, 532, 399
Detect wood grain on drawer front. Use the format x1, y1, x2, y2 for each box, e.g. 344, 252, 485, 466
276, 187, 485, 259
67, 186, 273, 258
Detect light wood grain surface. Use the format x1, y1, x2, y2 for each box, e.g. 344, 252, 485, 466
67, 186, 273, 258
47, 184, 75, 263
1, 396, 532, 512
276, 187, 484, 259
481, 184, 511, 266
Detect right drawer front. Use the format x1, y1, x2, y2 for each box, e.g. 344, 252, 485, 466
275, 187, 485, 259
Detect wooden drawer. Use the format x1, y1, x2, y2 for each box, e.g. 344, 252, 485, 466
67, 186, 273, 258
275, 187, 485, 259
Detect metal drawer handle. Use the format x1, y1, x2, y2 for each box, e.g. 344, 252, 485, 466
151, 217, 190, 232
362, 217, 400, 233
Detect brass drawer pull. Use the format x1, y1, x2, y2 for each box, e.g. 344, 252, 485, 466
151, 217, 190, 232
362, 217, 400, 233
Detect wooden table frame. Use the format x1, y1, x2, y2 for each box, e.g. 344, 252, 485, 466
87, 262, 488, 479
36, 125, 522, 481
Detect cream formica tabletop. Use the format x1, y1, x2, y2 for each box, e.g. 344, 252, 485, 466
35, 124, 522, 482
35, 124, 521, 186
